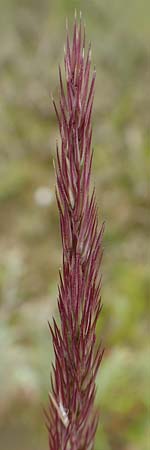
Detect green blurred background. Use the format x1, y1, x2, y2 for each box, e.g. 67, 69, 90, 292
0, 0, 149, 449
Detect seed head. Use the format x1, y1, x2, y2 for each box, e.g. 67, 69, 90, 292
46, 15, 104, 450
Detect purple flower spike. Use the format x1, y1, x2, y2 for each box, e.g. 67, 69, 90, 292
47, 14, 105, 450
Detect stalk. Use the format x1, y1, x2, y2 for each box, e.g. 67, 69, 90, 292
46, 14, 104, 450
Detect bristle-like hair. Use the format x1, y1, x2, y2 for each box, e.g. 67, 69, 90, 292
47, 15, 104, 450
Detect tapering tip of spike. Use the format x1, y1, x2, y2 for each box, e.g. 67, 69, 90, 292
74, 8, 77, 20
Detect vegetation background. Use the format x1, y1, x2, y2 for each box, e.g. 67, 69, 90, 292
0, 0, 149, 449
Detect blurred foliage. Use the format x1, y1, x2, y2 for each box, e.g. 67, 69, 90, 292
0, 0, 150, 449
